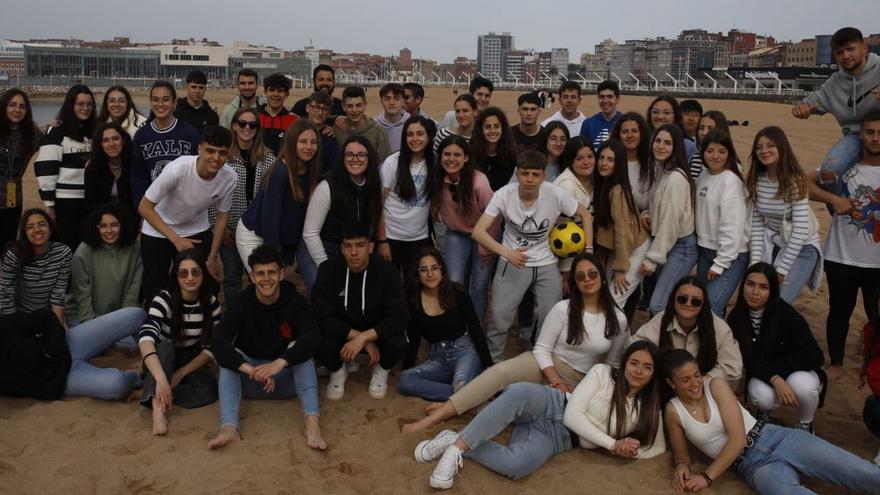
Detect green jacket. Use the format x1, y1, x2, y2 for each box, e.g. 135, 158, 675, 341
70, 241, 142, 322
334, 116, 390, 163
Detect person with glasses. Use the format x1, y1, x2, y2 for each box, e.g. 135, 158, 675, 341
138, 249, 220, 436
539, 121, 569, 182
632, 276, 742, 387
97, 85, 146, 138
646, 95, 696, 160
69, 203, 142, 330
305, 91, 339, 175
138, 126, 237, 303
0, 208, 72, 325
35, 85, 97, 248
291, 64, 344, 122
402, 254, 624, 434
237, 120, 322, 292
303, 136, 383, 268
726, 263, 825, 432
130, 80, 201, 210
398, 247, 492, 402
377, 115, 434, 272
208, 107, 276, 302
334, 86, 390, 163
428, 136, 494, 319
0, 88, 41, 247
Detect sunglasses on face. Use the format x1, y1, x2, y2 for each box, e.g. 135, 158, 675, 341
235, 119, 259, 129
675, 295, 703, 307
574, 270, 600, 282
177, 267, 203, 279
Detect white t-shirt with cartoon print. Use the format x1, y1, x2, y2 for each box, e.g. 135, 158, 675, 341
824, 163, 880, 268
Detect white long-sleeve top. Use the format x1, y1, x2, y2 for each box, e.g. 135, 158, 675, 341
563, 364, 666, 458
302, 180, 333, 266
695, 169, 749, 275
532, 300, 628, 373
643, 168, 694, 271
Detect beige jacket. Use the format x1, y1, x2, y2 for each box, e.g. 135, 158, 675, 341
643, 168, 694, 271
596, 184, 648, 272
631, 311, 742, 384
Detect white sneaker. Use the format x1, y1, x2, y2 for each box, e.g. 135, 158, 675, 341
414, 430, 459, 463
369, 366, 389, 399
429, 445, 462, 490
326, 366, 348, 400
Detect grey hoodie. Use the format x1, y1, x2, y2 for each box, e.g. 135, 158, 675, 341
803, 52, 880, 135
375, 110, 410, 154
219, 94, 268, 129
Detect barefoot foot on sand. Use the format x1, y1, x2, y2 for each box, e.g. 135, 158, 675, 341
305, 415, 327, 451
152, 407, 168, 436
208, 425, 242, 449
402, 416, 436, 433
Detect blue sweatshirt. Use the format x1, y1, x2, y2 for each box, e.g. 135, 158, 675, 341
579, 111, 622, 150
130, 118, 201, 209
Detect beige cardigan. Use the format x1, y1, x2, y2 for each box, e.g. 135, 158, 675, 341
596, 185, 648, 272
643, 168, 694, 271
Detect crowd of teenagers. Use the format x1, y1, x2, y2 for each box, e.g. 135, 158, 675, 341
1, 26, 879, 493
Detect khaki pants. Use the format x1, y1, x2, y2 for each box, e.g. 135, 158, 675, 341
449, 351, 584, 415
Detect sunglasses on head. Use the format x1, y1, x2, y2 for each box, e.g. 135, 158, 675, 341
235, 119, 259, 129
675, 294, 703, 307
574, 270, 600, 282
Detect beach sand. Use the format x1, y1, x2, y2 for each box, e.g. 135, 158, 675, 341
2, 88, 875, 494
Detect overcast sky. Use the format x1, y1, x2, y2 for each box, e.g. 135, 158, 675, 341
3, 0, 875, 62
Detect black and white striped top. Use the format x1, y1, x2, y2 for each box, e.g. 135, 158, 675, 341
689, 153, 704, 181
748, 174, 814, 276
34, 127, 91, 207
0, 242, 72, 315
137, 289, 221, 355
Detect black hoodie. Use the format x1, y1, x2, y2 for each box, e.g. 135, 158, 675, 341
174, 97, 219, 134
0, 310, 71, 400
211, 280, 319, 370
312, 254, 409, 342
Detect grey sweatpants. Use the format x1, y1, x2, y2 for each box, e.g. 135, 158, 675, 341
487, 260, 563, 362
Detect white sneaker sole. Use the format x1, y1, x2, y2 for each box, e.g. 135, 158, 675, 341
368, 386, 387, 399
429, 475, 454, 490
326, 385, 345, 400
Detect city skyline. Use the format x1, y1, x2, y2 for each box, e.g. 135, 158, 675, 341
2, 0, 876, 63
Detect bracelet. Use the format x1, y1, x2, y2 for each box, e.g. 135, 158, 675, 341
209, 252, 220, 258
701, 473, 713, 487
142, 351, 158, 366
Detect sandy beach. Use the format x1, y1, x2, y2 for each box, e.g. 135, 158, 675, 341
1, 87, 875, 494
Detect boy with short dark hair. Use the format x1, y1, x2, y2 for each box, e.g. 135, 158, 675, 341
579, 80, 622, 149
208, 245, 325, 451
794, 27, 880, 197
334, 86, 390, 161
511, 92, 546, 157
220, 69, 266, 128
311, 224, 409, 400
541, 81, 586, 137
439, 77, 494, 129
403, 82, 431, 121
680, 99, 703, 142
258, 73, 298, 155
137, 126, 237, 301
472, 150, 592, 361
376, 83, 410, 154
175, 70, 219, 134
305, 91, 340, 174
291, 64, 345, 120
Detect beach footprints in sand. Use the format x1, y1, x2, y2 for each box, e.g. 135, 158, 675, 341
364, 407, 387, 423
112, 442, 150, 456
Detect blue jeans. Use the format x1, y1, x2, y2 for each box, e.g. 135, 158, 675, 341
776, 244, 820, 304
220, 243, 244, 304
737, 424, 880, 494
819, 133, 862, 197
296, 241, 319, 296
397, 335, 483, 402
460, 382, 572, 480
697, 247, 749, 317
218, 354, 320, 428
443, 229, 494, 319
649, 233, 698, 315
64, 307, 146, 400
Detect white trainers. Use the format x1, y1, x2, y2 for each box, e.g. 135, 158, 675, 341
414, 430, 459, 463
369, 366, 389, 399
326, 366, 348, 400
429, 445, 462, 490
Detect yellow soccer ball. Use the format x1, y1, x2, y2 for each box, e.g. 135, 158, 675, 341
549, 221, 586, 258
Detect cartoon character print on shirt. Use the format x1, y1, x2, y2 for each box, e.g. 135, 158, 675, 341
513, 213, 551, 248
842, 167, 880, 243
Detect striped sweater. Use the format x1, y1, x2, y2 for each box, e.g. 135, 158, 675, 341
0, 242, 72, 315
748, 174, 815, 276
137, 289, 220, 356
34, 127, 91, 207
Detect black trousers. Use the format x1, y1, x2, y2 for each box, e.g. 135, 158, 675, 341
865, 395, 880, 440
140, 230, 212, 304
824, 260, 880, 366
54, 197, 88, 250
140, 341, 217, 409
387, 237, 435, 274
317, 331, 408, 372
0, 204, 21, 249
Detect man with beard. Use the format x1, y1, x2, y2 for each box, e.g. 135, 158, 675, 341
220, 69, 266, 128
292, 64, 344, 120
